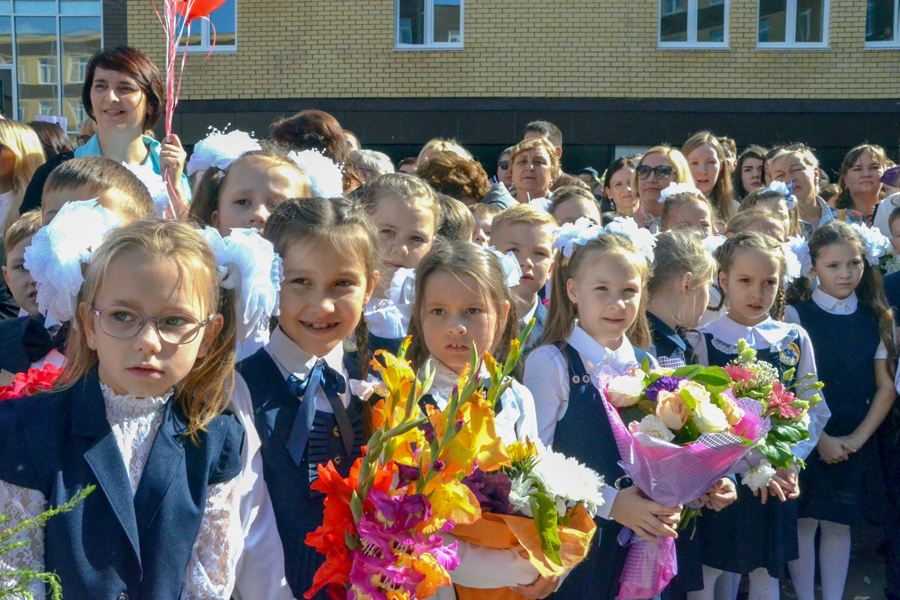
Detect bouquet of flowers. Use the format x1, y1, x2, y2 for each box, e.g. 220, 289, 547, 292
599, 361, 770, 599
450, 437, 603, 600
0, 364, 60, 402
724, 339, 823, 491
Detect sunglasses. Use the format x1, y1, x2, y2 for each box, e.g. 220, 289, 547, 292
498, 161, 510, 170
635, 164, 674, 180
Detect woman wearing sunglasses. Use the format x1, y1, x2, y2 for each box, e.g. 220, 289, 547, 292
631, 146, 692, 231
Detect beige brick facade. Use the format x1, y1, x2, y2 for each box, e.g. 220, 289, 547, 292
127, 0, 900, 101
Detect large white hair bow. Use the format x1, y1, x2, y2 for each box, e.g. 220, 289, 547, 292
766, 180, 797, 210
124, 162, 170, 218
288, 150, 345, 198
784, 236, 812, 279
659, 182, 702, 203
848, 222, 892, 266
200, 227, 283, 344
24, 199, 122, 325
604, 217, 657, 263
488, 248, 525, 287
186, 129, 261, 177
552, 216, 656, 262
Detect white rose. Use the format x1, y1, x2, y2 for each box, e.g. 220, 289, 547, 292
692, 400, 730, 434
679, 381, 712, 405
631, 414, 675, 443
606, 375, 645, 408
742, 459, 776, 491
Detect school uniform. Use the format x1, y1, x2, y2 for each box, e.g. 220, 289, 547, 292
787, 289, 886, 526
689, 316, 830, 579
422, 357, 541, 600
0, 313, 67, 374
0, 367, 245, 600
236, 326, 368, 600
647, 312, 690, 367
524, 325, 654, 600
521, 298, 547, 358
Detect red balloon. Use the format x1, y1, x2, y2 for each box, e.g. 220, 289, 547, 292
175, 0, 227, 23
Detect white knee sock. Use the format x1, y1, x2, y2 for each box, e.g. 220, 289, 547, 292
748, 566, 779, 600
818, 520, 851, 600
713, 571, 741, 600
789, 518, 819, 600
688, 566, 724, 600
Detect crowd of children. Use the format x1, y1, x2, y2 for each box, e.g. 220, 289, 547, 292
0, 45, 898, 600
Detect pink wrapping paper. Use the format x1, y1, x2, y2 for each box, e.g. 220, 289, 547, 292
600, 390, 768, 599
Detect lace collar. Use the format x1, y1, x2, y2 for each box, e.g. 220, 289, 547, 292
266, 325, 345, 381
699, 315, 798, 353
100, 382, 172, 421
811, 287, 858, 315
427, 357, 487, 408
568, 323, 639, 373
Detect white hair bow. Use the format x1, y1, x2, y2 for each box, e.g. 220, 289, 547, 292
766, 180, 797, 210
658, 182, 703, 203
848, 222, 892, 266
200, 227, 282, 344
552, 216, 656, 262
288, 150, 345, 198
186, 128, 261, 177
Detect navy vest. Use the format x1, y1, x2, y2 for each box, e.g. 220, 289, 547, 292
522, 301, 547, 357
549, 342, 647, 600
238, 349, 366, 599
0, 368, 244, 600
647, 312, 690, 365
793, 299, 879, 435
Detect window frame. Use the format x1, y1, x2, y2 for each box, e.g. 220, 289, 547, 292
866, 0, 900, 48
658, 0, 730, 49
394, 0, 464, 51
3, 3, 103, 133
182, 0, 237, 55
756, 0, 830, 49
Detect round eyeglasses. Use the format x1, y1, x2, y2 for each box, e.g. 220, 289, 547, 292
635, 164, 675, 180
91, 305, 212, 345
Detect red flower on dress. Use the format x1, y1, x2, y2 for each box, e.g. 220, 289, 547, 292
0, 364, 61, 401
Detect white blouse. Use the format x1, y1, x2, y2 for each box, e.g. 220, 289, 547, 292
0, 385, 243, 600
523, 325, 656, 520
691, 315, 831, 462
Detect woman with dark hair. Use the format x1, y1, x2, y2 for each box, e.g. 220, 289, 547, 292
27, 121, 74, 159
734, 145, 766, 199
270, 109, 362, 193
20, 46, 189, 214
834, 144, 888, 227
602, 156, 637, 215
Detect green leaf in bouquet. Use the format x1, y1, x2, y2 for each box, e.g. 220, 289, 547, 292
529, 492, 563, 567
636, 399, 658, 416
673, 365, 705, 378
641, 356, 651, 372
345, 530, 359, 551
770, 424, 806, 444
679, 388, 697, 411
769, 439, 796, 469
619, 405, 648, 427
692, 367, 733, 390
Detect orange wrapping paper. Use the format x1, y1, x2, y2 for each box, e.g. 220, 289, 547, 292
449, 505, 597, 600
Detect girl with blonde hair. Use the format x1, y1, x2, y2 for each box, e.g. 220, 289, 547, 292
0, 120, 45, 232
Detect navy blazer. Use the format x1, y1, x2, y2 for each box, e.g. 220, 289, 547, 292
884, 271, 900, 317
0, 368, 244, 600
0, 313, 40, 374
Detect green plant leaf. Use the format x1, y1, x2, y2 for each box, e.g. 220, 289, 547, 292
529, 492, 562, 567
673, 365, 704, 378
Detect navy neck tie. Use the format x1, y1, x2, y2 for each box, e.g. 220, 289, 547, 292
285, 362, 354, 465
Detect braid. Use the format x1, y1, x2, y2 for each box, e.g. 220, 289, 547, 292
355, 313, 371, 379
772, 287, 786, 321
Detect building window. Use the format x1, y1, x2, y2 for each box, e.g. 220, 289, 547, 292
757, 0, 828, 47
866, 0, 899, 46
659, 0, 729, 48
4, 2, 101, 133
179, 0, 237, 53
395, 0, 463, 49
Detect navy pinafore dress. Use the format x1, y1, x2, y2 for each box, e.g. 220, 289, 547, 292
694, 332, 800, 577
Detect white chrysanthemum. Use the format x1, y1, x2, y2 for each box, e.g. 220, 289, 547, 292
529, 442, 607, 518
508, 472, 537, 517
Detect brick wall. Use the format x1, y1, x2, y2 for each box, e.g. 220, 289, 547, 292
126, 0, 899, 101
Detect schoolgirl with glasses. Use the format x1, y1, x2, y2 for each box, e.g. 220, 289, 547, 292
0, 219, 246, 599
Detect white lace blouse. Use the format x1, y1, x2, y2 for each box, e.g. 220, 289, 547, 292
0, 384, 243, 600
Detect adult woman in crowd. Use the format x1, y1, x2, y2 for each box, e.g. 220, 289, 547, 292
270, 108, 363, 193
682, 131, 736, 222
834, 144, 888, 227
509, 137, 559, 203
416, 150, 490, 206
767, 146, 834, 236
349, 149, 394, 184
0, 120, 45, 231
632, 146, 692, 231
27, 121, 74, 160
734, 145, 766, 199
20, 46, 189, 216
496, 146, 514, 188
603, 156, 637, 216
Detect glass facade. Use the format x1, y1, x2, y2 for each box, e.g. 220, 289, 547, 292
0, 0, 100, 131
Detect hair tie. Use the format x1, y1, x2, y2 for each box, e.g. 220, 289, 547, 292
658, 182, 702, 204
848, 222, 892, 267
766, 180, 797, 210
200, 227, 282, 344
24, 199, 122, 327
488, 248, 525, 287
186, 128, 261, 177
288, 150, 345, 198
